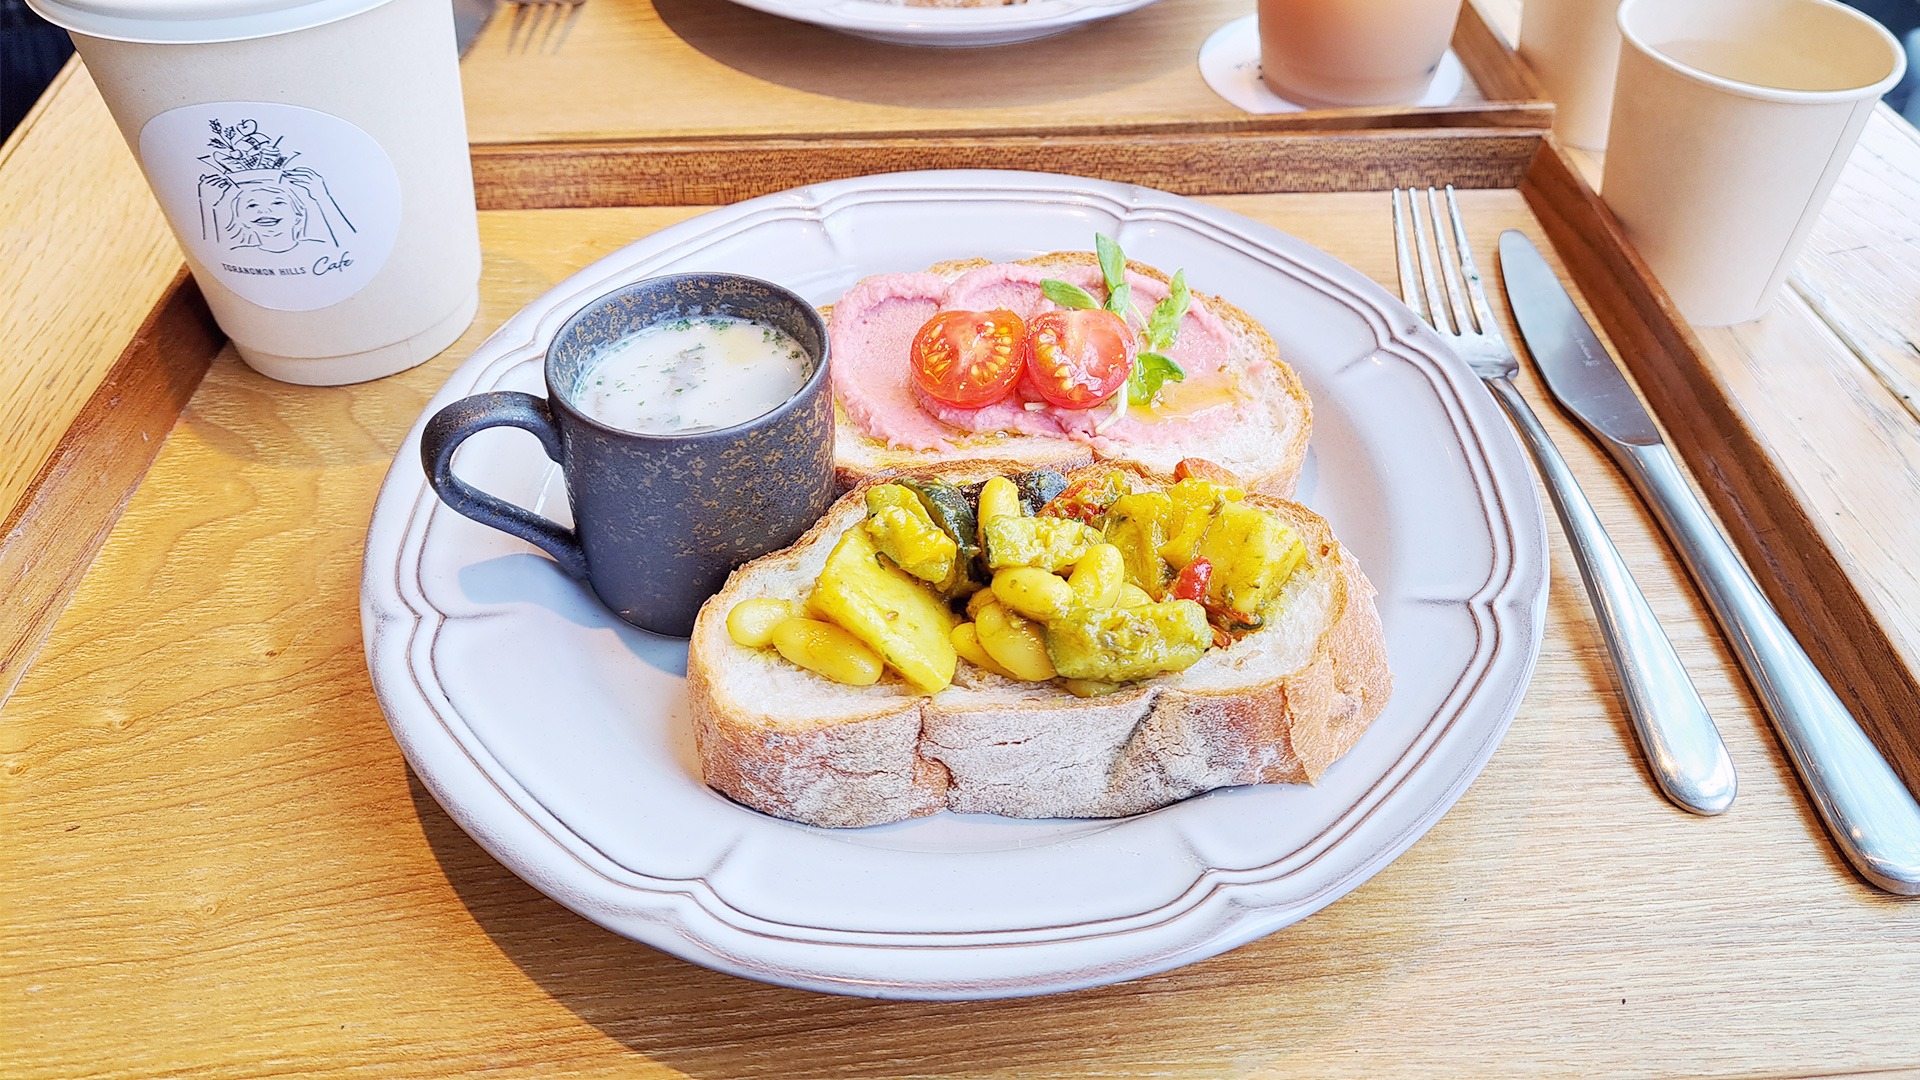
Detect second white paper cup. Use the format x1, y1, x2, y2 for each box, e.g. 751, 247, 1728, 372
1602, 0, 1905, 326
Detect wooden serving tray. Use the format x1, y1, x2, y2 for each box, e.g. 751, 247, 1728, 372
6, 127, 1920, 1074
15, 127, 1918, 797
457, 0, 1550, 151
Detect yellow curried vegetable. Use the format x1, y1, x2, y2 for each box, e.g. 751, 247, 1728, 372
1067, 543, 1125, 609
727, 597, 796, 648
1103, 492, 1173, 599
811, 526, 959, 693
974, 601, 1057, 681
770, 617, 883, 686
1159, 477, 1244, 569
750, 467, 1301, 694
983, 515, 1104, 572
1044, 600, 1211, 682
864, 484, 958, 586
951, 622, 1019, 680
991, 566, 1076, 622
1195, 502, 1309, 617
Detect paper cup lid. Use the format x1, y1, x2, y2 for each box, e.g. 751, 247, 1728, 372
25, 0, 395, 43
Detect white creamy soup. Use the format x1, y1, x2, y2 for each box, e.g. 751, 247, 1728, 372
575, 316, 811, 435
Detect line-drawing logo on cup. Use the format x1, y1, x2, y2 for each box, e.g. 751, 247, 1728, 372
140, 101, 402, 313
196, 118, 356, 257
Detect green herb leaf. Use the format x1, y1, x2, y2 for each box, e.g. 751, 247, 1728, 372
1143, 270, 1190, 353
1106, 281, 1132, 319
1127, 350, 1187, 406
1095, 233, 1127, 296
1040, 279, 1100, 310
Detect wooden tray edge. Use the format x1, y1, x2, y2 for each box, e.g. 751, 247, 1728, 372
472, 127, 1544, 210
1455, 0, 1549, 106
0, 269, 221, 705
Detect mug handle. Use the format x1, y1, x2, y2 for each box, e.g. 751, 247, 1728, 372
419, 391, 589, 581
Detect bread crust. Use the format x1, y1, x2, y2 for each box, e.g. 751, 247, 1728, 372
827, 252, 1312, 497
687, 465, 1390, 828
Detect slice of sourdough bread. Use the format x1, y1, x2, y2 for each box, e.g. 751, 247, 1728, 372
687, 465, 1390, 829
828, 252, 1313, 498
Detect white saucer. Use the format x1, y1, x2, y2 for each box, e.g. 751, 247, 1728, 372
1198, 14, 1467, 114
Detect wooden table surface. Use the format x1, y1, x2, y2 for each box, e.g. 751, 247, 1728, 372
3, 1, 1919, 1076
451, 0, 1534, 144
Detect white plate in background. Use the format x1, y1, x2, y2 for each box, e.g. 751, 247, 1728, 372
717, 0, 1162, 48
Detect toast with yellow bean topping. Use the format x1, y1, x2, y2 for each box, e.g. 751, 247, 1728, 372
686, 462, 1390, 828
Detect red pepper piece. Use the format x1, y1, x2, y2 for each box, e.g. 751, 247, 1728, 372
1169, 557, 1212, 603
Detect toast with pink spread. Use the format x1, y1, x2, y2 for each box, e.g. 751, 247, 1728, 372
827, 251, 1313, 497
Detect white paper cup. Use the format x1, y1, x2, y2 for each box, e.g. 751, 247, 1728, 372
1517, 0, 1621, 150
1603, 0, 1906, 326
27, 0, 481, 385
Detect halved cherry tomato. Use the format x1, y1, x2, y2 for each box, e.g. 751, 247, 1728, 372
1024, 309, 1132, 410
910, 309, 1028, 409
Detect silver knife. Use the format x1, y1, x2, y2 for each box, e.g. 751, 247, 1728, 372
1500, 229, 1920, 895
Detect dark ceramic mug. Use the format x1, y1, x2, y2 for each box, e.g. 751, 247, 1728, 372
419, 273, 836, 637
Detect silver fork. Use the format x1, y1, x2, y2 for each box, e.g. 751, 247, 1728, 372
1393, 186, 1737, 816
505, 0, 584, 54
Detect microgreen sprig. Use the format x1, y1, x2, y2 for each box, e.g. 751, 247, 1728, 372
1128, 269, 1190, 406
1094, 233, 1132, 321
1038, 233, 1193, 424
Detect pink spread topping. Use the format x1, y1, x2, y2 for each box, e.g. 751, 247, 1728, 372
829, 262, 1260, 453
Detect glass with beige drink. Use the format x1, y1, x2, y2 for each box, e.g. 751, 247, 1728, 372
1258, 0, 1465, 106
26, 0, 481, 386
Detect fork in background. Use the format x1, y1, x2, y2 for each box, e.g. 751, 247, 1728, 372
505, 0, 584, 54
1392, 185, 1737, 816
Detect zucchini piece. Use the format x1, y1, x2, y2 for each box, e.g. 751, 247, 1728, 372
897, 477, 983, 597
1044, 601, 1210, 682
1012, 470, 1069, 516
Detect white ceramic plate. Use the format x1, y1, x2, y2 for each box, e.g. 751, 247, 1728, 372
361, 170, 1548, 1000
716, 0, 1162, 48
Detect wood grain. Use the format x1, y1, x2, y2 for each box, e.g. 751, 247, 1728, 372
1790, 107, 1920, 422
0, 60, 181, 529
471, 128, 1540, 209
457, 0, 1547, 147
0, 270, 221, 703
2, 3, 1919, 1071
1452, 0, 1547, 104
3, 194, 1918, 1080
